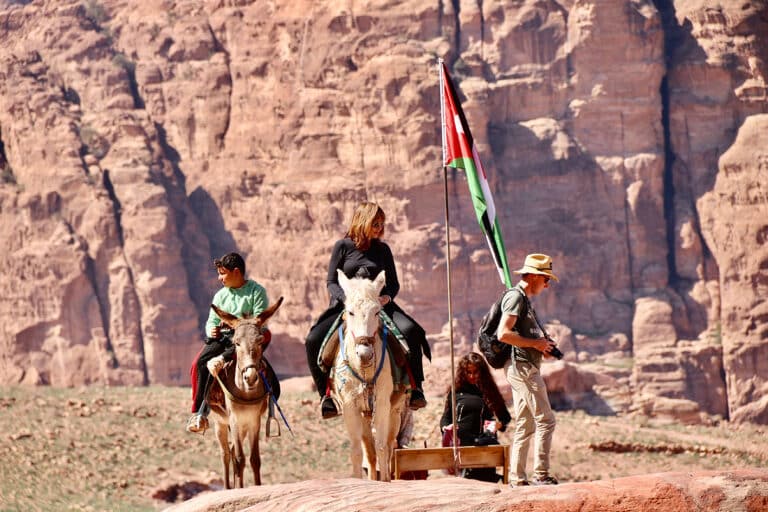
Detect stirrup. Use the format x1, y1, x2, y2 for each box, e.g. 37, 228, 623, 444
266, 398, 281, 437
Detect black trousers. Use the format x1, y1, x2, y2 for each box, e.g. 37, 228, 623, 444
305, 301, 430, 398
304, 305, 342, 398
388, 303, 430, 383
193, 337, 280, 413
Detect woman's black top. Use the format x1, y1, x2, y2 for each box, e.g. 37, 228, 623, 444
439, 383, 511, 446
326, 238, 399, 306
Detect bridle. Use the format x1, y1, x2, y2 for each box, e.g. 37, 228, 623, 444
338, 321, 388, 386
214, 327, 269, 405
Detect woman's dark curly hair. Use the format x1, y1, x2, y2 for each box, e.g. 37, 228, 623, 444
451, 352, 507, 419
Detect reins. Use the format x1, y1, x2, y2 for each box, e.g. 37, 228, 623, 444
213, 364, 270, 405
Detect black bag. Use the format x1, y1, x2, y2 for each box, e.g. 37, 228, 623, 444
476, 288, 525, 369
474, 431, 500, 446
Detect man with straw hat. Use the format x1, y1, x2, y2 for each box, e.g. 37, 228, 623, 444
497, 253, 561, 486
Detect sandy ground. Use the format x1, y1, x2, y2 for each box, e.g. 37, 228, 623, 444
1, 381, 765, 511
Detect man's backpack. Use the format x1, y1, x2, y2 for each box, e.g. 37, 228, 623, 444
476, 288, 524, 369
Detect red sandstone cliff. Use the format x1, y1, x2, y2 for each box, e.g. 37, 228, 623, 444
0, 0, 766, 424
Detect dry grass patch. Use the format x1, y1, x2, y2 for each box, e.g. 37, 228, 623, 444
1, 385, 765, 510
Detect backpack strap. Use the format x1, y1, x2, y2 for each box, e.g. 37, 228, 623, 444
500, 286, 526, 329
500, 287, 531, 365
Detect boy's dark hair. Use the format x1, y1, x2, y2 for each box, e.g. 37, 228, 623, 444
214, 252, 246, 275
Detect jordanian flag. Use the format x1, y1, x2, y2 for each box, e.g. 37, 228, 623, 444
440, 61, 513, 287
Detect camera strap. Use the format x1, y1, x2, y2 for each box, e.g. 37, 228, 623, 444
523, 294, 552, 342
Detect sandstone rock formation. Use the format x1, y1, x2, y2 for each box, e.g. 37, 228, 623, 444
161, 470, 768, 512
0, 0, 766, 424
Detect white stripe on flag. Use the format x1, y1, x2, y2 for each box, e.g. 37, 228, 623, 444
472, 145, 496, 224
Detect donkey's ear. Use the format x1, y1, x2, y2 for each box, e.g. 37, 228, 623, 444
212, 304, 241, 328
256, 296, 284, 324
337, 269, 350, 293
373, 270, 386, 294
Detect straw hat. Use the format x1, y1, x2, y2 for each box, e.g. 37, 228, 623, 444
513, 253, 559, 282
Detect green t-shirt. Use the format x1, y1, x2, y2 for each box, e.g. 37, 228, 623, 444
500, 283, 544, 368
205, 279, 269, 337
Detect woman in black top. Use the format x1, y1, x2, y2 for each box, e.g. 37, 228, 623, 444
305, 201, 431, 418
440, 352, 511, 481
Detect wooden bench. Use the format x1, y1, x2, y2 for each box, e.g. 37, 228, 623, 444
393, 445, 509, 483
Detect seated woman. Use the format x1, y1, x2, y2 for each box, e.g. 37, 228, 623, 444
305, 201, 431, 418
440, 352, 512, 482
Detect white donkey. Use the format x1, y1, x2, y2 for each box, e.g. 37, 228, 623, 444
332, 270, 407, 481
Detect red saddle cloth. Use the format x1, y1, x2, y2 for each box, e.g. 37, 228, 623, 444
189, 330, 271, 412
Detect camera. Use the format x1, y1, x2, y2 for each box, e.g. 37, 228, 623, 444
544, 335, 564, 360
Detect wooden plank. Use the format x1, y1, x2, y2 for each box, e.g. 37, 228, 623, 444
393, 445, 509, 484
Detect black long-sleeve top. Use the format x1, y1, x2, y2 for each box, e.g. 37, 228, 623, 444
440, 383, 512, 446
326, 238, 399, 306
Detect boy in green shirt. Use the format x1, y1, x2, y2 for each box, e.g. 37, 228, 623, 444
187, 252, 277, 433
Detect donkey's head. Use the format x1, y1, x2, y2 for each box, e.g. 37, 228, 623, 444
338, 269, 385, 367
211, 297, 283, 391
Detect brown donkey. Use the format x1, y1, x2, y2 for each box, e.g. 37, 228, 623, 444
206, 297, 283, 488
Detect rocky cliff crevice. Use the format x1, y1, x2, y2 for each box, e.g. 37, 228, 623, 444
0, 0, 766, 425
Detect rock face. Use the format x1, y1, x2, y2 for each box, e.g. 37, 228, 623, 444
161, 471, 768, 512
0, 0, 766, 424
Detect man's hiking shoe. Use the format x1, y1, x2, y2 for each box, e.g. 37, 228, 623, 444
409, 389, 427, 410
510, 480, 530, 487
186, 413, 209, 434
531, 475, 559, 485
321, 396, 339, 419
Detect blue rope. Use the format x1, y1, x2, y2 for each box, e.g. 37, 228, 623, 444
259, 370, 294, 437
337, 322, 389, 386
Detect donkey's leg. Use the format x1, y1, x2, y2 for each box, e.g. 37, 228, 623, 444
372, 406, 394, 482
231, 420, 247, 488
342, 404, 365, 478
248, 414, 263, 486
371, 372, 401, 482
360, 415, 377, 480
385, 393, 406, 482
233, 440, 246, 488
214, 421, 232, 489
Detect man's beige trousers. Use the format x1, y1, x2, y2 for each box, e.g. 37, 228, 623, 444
505, 359, 556, 483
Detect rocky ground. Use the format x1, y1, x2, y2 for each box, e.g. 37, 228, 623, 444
1, 380, 767, 511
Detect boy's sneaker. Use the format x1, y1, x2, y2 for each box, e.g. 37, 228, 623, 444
321, 396, 339, 419
531, 475, 559, 485
186, 413, 209, 434
510, 479, 530, 487
409, 389, 427, 410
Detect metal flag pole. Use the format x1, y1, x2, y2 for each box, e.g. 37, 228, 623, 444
438, 57, 460, 475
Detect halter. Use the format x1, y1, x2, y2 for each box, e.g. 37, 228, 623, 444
240, 363, 263, 375
338, 322, 388, 388
214, 371, 269, 405
213, 361, 269, 405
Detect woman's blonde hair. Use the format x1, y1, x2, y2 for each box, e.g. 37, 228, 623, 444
347, 201, 385, 251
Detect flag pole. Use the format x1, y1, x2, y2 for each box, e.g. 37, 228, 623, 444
439, 58, 460, 474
